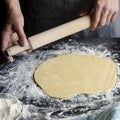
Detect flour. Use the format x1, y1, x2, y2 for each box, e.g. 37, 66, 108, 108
0, 98, 22, 120
0, 39, 120, 119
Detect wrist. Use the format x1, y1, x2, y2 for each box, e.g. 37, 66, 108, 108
5, 0, 22, 15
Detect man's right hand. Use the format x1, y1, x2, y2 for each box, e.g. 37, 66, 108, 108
0, 0, 28, 62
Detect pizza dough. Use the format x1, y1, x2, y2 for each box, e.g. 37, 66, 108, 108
34, 54, 116, 99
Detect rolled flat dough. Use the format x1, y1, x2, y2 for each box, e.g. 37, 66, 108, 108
34, 54, 116, 99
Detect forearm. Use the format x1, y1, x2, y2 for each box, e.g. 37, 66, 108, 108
5, 0, 22, 15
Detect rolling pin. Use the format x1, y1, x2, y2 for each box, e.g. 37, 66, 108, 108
7, 15, 91, 56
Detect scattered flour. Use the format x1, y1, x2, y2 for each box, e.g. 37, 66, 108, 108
0, 39, 120, 119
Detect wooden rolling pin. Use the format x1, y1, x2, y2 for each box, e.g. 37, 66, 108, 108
7, 15, 91, 56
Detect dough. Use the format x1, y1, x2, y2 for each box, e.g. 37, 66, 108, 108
34, 54, 116, 99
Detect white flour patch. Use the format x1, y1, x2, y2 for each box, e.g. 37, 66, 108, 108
0, 97, 22, 120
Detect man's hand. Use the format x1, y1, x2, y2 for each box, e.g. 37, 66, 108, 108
0, 0, 28, 62
91, 0, 119, 30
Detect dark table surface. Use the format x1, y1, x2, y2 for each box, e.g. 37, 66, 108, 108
0, 38, 120, 120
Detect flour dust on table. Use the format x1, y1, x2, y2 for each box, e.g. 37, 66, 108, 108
0, 39, 120, 120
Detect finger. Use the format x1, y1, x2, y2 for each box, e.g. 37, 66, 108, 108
11, 32, 19, 42
11, 33, 19, 45
1, 33, 14, 62
16, 26, 28, 46
91, 5, 102, 30
0, 25, 14, 62
7, 56, 14, 62
10, 32, 28, 57
12, 40, 19, 46
11, 37, 27, 56
1, 32, 10, 53
111, 11, 119, 22
106, 11, 114, 25
12, 40, 27, 56
98, 8, 109, 28
8, 43, 13, 48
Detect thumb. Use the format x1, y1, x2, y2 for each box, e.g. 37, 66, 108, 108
16, 26, 28, 46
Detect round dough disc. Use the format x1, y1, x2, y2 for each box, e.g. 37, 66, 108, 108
34, 54, 116, 99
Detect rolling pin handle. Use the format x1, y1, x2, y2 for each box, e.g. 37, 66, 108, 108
6, 43, 32, 56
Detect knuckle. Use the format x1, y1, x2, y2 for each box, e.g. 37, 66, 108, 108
100, 21, 105, 26
19, 35, 26, 41
110, 9, 115, 13
19, 33, 24, 38
13, 24, 23, 31
96, 0, 101, 6
94, 19, 99, 23
111, 9, 117, 13
98, 4, 103, 9
110, 9, 119, 13
99, 4, 104, 9
14, 24, 22, 30
19, 36, 26, 40
96, 2, 103, 9
103, 6, 110, 12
